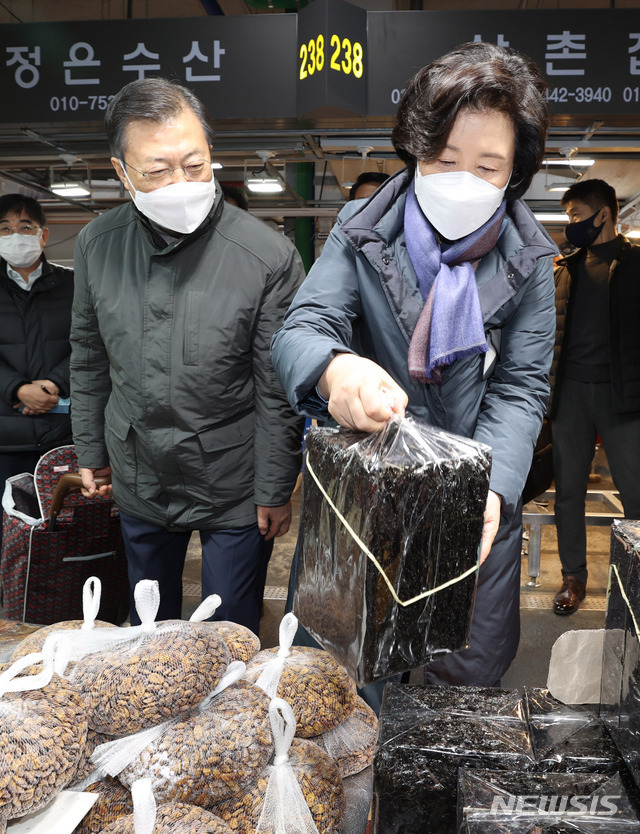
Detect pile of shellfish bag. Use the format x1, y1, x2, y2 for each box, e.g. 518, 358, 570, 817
294, 416, 490, 686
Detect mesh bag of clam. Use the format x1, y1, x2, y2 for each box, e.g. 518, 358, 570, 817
295, 415, 490, 686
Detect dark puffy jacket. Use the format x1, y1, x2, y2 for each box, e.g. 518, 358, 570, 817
0, 257, 73, 453
70, 187, 305, 531
550, 234, 640, 416
272, 169, 557, 514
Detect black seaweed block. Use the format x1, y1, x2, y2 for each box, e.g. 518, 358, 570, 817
525, 688, 623, 774
373, 683, 534, 834
458, 769, 640, 833
295, 418, 491, 687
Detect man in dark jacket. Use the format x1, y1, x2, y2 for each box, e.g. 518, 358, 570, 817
0, 194, 73, 548
551, 178, 640, 615
70, 78, 305, 631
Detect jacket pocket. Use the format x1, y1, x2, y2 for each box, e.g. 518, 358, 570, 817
195, 410, 254, 505
104, 407, 138, 491
183, 291, 202, 366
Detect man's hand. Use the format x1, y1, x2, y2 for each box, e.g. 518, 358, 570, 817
318, 354, 408, 433
80, 466, 113, 498
15, 380, 59, 415
257, 502, 292, 541
479, 489, 502, 565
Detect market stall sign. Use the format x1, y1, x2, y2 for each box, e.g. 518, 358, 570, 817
296, 0, 367, 118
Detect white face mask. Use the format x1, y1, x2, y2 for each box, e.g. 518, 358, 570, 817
0, 233, 43, 269
414, 170, 508, 240
120, 163, 216, 235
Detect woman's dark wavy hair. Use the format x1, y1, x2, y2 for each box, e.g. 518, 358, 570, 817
105, 77, 214, 159
391, 42, 549, 202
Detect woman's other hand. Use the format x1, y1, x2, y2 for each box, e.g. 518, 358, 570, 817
318, 354, 408, 432
479, 489, 502, 564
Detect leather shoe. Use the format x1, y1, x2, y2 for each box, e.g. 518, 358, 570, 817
553, 575, 586, 615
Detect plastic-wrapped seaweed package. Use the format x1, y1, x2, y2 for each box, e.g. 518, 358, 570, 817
458, 769, 640, 833
525, 688, 623, 774
295, 416, 490, 686
373, 683, 534, 834
603, 521, 640, 793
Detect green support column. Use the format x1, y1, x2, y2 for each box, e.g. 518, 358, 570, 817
295, 162, 314, 273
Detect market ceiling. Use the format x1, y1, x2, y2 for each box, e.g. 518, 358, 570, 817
2, 0, 640, 237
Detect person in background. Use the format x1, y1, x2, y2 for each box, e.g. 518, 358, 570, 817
221, 183, 249, 212
0, 194, 73, 548
550, 178, 640, 615
70, 78, 305, 631
272, 42, 556, 697
349, 171, 389, 201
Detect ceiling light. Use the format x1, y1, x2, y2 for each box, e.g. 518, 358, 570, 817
245, 150, 284, 194
543, 158, 595, 167
246, 176, 283, 194
545, 182, 572, 193
211, 161, 223, 170
533, 212, 570, 223
50, 181, 91, 198
626, 229, 640, 239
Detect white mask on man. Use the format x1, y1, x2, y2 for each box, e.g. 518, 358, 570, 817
414, 169, 508, 240
120, 163, 216, 235
0, 233, 43, 268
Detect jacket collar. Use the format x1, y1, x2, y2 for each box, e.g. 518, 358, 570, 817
556, 233, 631, 269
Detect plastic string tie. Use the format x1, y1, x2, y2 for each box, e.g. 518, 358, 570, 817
131, 777, 156, 834
81, 576, 102, 630
254, 613, 298, 698
190, 593, 222, 623
609, 562, 640, 646
305, 453, 479, 607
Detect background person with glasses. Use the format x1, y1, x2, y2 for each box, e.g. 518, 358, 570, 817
0, 193, 74, 549
70, 77, 305, 630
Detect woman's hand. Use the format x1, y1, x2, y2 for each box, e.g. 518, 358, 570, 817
479, 489, 502, 565
318, 354, 408, 432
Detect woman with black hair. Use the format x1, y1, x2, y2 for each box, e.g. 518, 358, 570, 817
272, 42, 557, 689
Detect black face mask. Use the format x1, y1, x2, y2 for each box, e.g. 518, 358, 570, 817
564, 209, 606, 249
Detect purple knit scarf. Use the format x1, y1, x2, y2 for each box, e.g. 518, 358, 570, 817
405, 187, 506, 384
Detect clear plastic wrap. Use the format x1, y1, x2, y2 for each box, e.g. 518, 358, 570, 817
95, 778, 234, 834
242, 613, 357, 738
49, 581, 231, 736
603, 521, 640, 794
74, 776, 134, 834
309, 695, 378, 778
295, 417, 490, 686
9, 577, 117, 663
211, 698, 345, 834
458, 769, 640, 832
373, 683, 534, 834
525, 688, 623, 774
0, 652, 88, 822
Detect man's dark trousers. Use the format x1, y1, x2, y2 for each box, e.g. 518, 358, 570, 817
552, 378, 640, 584
119, 510, 273, 633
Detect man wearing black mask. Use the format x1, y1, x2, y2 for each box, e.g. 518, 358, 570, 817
550, 178, 640, 614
